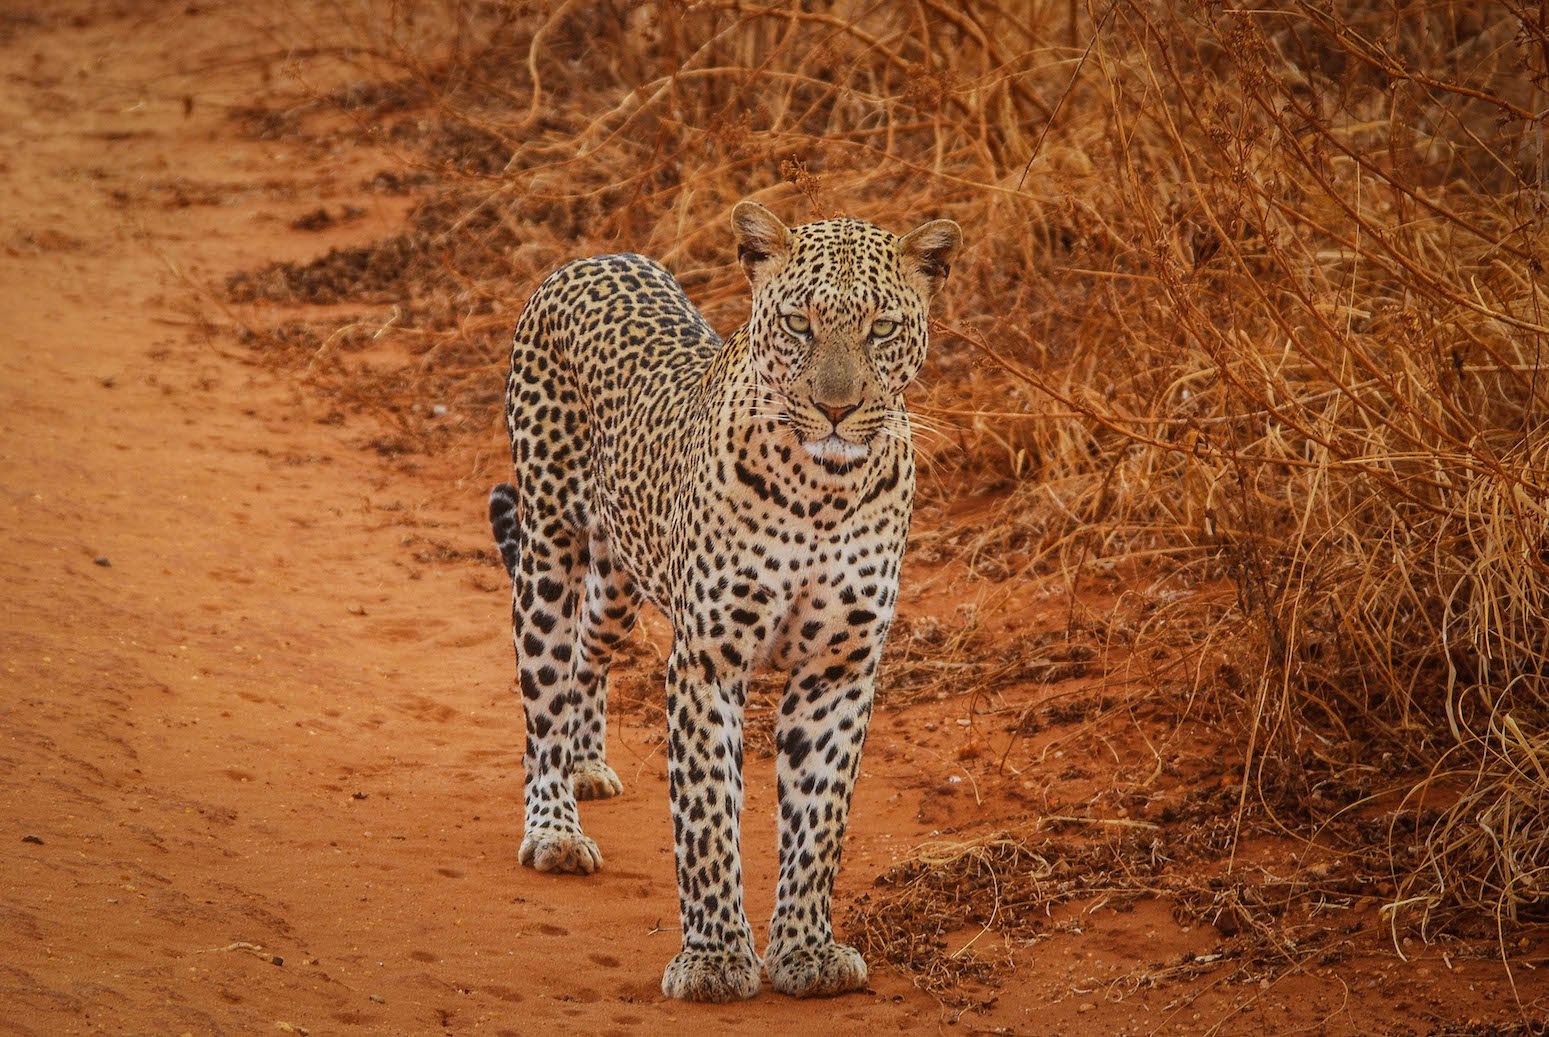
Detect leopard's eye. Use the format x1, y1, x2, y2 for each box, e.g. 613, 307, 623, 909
781, 313, 811, 338
870, 318, 899, 340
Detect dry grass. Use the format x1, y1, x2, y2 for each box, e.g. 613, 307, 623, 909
842, 817, 1364, 1007
226, 0, 1549, 990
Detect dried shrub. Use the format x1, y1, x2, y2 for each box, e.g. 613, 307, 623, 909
229, 0, 1549, 970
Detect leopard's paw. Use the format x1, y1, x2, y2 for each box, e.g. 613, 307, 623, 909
518, 826, 602, 874
661, 948, 761, 1003
766, 940, 868, 998
571, 760, 623, 801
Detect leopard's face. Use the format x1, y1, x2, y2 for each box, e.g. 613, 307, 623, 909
732, 205, 962, 468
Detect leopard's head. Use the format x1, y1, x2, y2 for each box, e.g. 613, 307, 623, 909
732, 201, 962, 468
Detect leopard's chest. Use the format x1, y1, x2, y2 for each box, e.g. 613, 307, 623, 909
684, 450, 912, 669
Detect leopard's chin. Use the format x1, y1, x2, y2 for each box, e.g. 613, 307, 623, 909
801, 434, 869, 465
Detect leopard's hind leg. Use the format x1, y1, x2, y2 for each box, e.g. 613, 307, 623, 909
491, 479, 601, 873
493, 491, 639, 805
570, 530, 640, 800
496, 292, 616, 873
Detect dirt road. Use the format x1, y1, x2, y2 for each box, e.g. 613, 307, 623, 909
0, 5, 961, 1032
1, 3, 1541, 1035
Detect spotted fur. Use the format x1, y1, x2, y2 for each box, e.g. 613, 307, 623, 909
491, 201, 962, 1002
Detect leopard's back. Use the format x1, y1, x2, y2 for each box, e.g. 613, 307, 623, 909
503, 252, 720, 604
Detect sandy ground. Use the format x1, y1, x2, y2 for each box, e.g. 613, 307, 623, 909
2, 3, 1545, 1035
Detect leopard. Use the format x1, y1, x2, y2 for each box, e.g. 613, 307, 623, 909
488, 200, 962, 1003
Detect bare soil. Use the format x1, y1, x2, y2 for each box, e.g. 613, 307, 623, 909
2, 3, 1544, 1034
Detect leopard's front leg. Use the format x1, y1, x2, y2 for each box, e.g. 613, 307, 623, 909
659, 641, 761, 1002
764, 643, 881, 997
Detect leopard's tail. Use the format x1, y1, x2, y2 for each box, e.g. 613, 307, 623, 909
489, 483, 520, 580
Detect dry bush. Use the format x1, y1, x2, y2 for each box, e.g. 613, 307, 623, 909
231, 0, 1549, 972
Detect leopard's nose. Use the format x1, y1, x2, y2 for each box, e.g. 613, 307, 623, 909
814, 400, 859, 426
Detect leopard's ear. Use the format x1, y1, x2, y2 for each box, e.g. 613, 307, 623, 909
898, 218, 963, 298
732, 201, 791, 285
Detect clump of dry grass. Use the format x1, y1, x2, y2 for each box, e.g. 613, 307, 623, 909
232, 0, 1549, 976
843, 814, 1380, 1008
